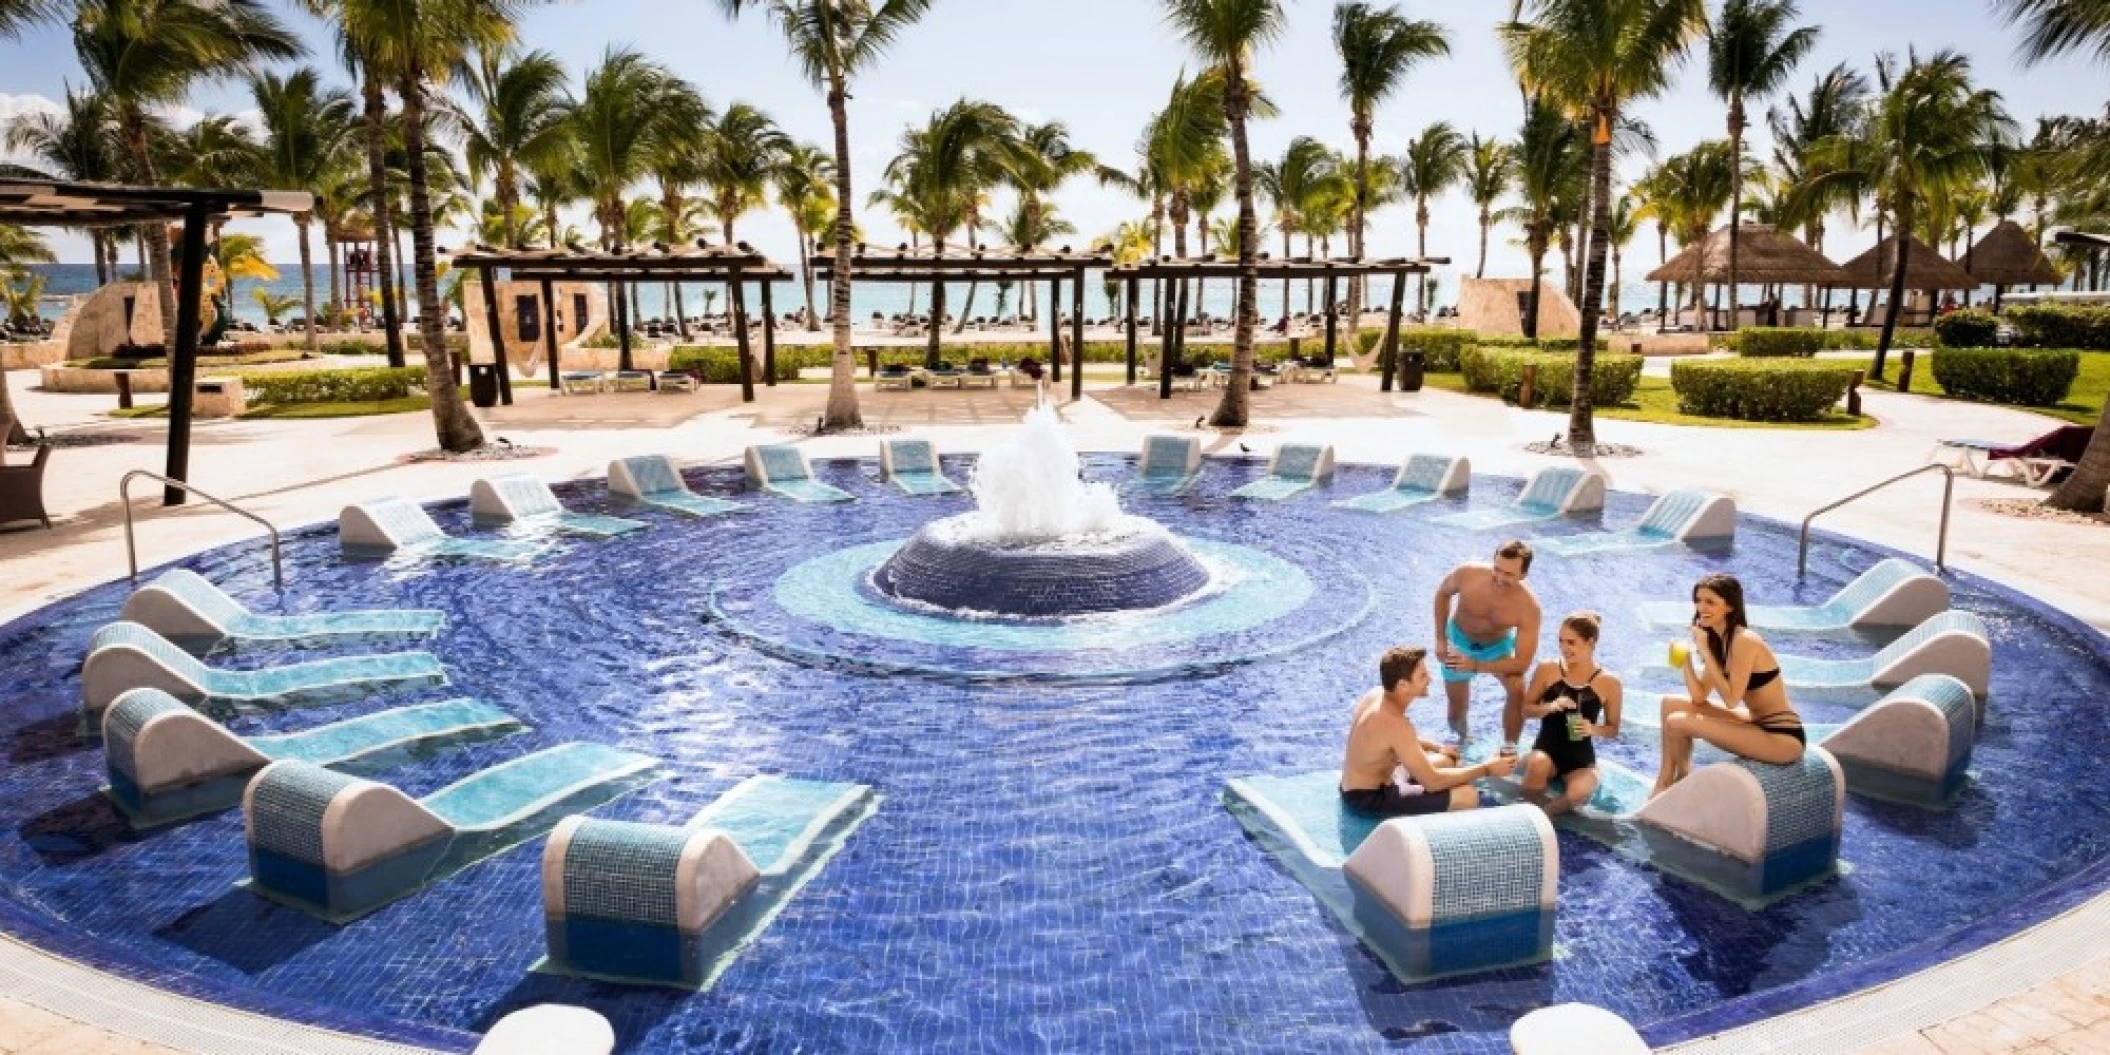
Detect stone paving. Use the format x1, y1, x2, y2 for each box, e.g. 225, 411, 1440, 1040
0, 363, 2105, 1052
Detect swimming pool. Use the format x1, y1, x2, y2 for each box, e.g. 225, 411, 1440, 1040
1, 453, 2106, 1052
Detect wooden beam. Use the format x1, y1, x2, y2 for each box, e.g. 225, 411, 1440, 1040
477, 266, 513, 406
730, 273, 754, 403
1380, 272, 1407, 392
163, 203, 210, 507
540, 278, 560, 390
1124, 275, 1140, 385
1048, 278, 1063, 383
1071, 268, 1084, 401
760, 279, 778, 387
1323, 277, 1339, 365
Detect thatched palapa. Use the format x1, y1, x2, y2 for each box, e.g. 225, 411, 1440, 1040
1645, 224, 1845, 286
1963, 220, 2061, 286
1832, 233, 1977, 290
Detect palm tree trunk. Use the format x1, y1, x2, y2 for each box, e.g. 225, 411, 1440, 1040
1476, 210, 1491, 279
360, 71, 404, 367
954, 222, 978, 335
1210, 63, 1259, 428
1570, 113, 1616, 452
1350, 121, 1370, 336
1657, 224, 1669, 319
92, 232, 109, 286
120, 113, 179, 346
823, 77, 862, 429
1526, 241, 1545, 341
798, 225, 819, 331
926, 232, 947, 368
2047, 404, 2110, 512
400, 63, 483, 452
1415, 205, 1429, 320
296, 215, 318, 354
499, 162, 520, 248
327, 234, 343, 330
1280, 226, 1292, 322
1726, 96, 1745, 332
1873, 200, 1912, 380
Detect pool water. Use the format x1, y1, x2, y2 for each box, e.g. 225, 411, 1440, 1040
0, 454, 2106, 1053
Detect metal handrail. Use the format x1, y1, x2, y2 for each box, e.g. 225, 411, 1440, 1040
121, 470, 283, 590
1798, 464, 1953, 577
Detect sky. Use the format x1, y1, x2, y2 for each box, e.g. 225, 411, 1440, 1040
4, 0, 2107, 292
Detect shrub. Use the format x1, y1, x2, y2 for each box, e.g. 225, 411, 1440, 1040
1670, 360, 1858, 421
1390, 328, 1471, 371
1473, 334, 1610, 352
1932, 310, 2000, 348
1728, 327, 1825, 358
235, 366, 426, 404
1929, 347, 2081, 406
667, 347, 803, 383
1459, 346, 1643, 407
2004, 304, 2110, 350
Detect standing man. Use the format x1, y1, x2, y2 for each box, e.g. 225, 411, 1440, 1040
1432, 540, 1543, 750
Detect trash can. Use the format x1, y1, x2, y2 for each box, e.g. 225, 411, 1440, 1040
1399, 351, 1426, 393
468, 363, 499, 408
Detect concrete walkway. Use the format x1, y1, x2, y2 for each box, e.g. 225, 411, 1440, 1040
0, 365, 2105, 1052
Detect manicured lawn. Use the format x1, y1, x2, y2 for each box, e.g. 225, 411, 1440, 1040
1418, 371, 1874, 430
109, 396, 432, 420
1867, 350, 2110, 427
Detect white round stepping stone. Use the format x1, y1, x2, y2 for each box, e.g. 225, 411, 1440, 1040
475, 1004, 615, 1055
1510, 1003, 1648, 1054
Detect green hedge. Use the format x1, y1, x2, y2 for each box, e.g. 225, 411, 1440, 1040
2004, 305, 2110, 350
1709, 327, 1940, 351
1929, 348, 2081, 406
1459, 346, 1643, 407
1932, 310, 2000, 348
1670, 360, 1859, 421
1729, 327, 1825, 358
234, 366, 426, 404
667, 347, 803, 383
1390, 328, 1471, 371
672, 339, 1315, 378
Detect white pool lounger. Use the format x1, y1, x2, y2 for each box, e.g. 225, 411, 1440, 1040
341, 497, 548, 561
1434, 466, 1606, 531
1532, 489, 1735, 556
120, 568, 445, 654
608, 455, 748, 518
880, 439, 963, 496
1130, 434, 1204, 496
745, 444, 855, 504
81, 621, 447, 731
1637, 558, 1950, 632
1331, 453, 1469, 514
1230, 442, 1335, 501
1775, 611, 1993, 699
471, 475, 649, 538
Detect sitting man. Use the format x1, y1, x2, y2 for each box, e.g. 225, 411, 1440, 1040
1341, 646, 1518, 816
1432, 540, 1543, 750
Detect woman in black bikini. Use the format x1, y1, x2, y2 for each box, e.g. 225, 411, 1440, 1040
1521, 612, 1624, 815
1652, 573, 1809, 797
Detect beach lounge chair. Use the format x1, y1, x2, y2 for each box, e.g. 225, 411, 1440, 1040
608, 456, 747, 518
1230, 443, 1335, 501
245, 742, 661, 921
607, 370, 654, 393
1434, 466, 1607, 531
1130, 434, 1204, 496
559, 371, 606, 395
1775, 611, 1992, 699
961, 359, 1001, 388
880, 439, 963, 495
1332, 453, 1469, 514
1530, 490, 1735, 557
103, 687, 520, 827
874, 364, 914, 391
81, 621, 447, 731
744, 445, 855, 504
539, 776, 878, 989
1637, 557, 1949, 632
1931, 424, 2092, 486
340, 497, 548, 562
120, 568, 445, 654
470, 475, 648, 538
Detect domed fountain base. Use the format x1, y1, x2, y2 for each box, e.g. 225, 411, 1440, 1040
872, 514, 1213, 619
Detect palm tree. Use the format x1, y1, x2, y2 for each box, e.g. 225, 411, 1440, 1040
1605, 191, 1639, 322
1707, 0, 1818, 330
1655, 140, 1736, 317
1163, 0, 1287, 427
1401, 121, 1467, 319
213, 232, 277, 320
717, 0, 936, 430
449, 45, 573, 250
1504, 101, 1585, 340
0, 225, 51, 441
0, 0, 58, 38
1256, 137, 1346, 317
1463, 132, 1514, 279
773, 142, 835, 331
5, 89, 125, 283
1502, 0, 1705, 451
1333, 0, 1448, 327
697, 103, 790, 361
72, 0, 300, 344
251, 68, 356, 353
883, 99, 1024, 364
1769, 62, 1872, 311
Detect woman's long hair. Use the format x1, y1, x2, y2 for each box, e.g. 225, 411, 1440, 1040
1693, 573, 1749, 665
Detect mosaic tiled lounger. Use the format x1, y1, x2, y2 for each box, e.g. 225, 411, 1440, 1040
1637, 558, 1950, 632
745, 445, 854, 504
879, 439, 963, 496
120, 568, 444, 654
1332, 453, 1469, 514
1775, 611, 1992, 699
1531, 489, 1735, 556
470, 475, 648, 538
1434, 466, 1607, 531
608, 455, 747, 517
245, 743, 662, 921
102, 687, 521, 827
1130, 434, 1204, 496
1230, 443, 1335, 501
340, 497, 547, 561
1223, 772, 1555, 980
80, 621, 447, 731
539, 776, 878, 988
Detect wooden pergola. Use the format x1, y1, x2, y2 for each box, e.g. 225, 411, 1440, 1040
810, 245, 1112, 401
450, 243, 795, 403
0, 179, 314, 506
1110, 255, 1443, 398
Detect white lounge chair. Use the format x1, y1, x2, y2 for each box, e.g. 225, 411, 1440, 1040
1130, 434, 1204, 496
745, 445, 855, 504
1229, 443, 1334, 501
81, 621, 446, 730
880, 439, 963, 496
1434, 467, 1607, 531
1637, 558, 1949, 632
470, 475, 648, 538
609, 455, 747, 518
340, 497, 547, 561
1332, 453, 1469, 514
1776, 611, 1992, 699
1531, 490, 1735, 556
120, 568, 444, 654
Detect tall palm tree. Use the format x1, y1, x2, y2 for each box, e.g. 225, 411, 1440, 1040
73, 0, 300, 344
1256, 136, 1347, 316
697, 103, 791, 357
1400, 121, 1466, 318
773, 142, 835, 331
0, 225, 51, 441
883, 99, 1024, 364
1463, 132, 1514, 279
341, 47, 406, 366
1655, 140, 1736, 316
1769, 61, 1873, 299
251, 68, 356, 353
4, 88, 125, 284
1707, 0, 1818, 329
1163, 0, 1287, 427
1502, 0, 1705, 451
1503, 101, 1585, 340
449, 44, 572, 249
1604, 191, 1639, 321
1332, 0, 1448, 327
572, 50, 704, 252
718, 0, 936, 430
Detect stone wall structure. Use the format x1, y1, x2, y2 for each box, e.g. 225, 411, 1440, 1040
1457, 277, 1580, 339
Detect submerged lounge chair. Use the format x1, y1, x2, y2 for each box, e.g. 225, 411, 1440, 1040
1130, 434, 1204, 496
1775, 610, 1992, 699
1332, 453, 1469, 514
120, 568, 445, 654
1637, 558, 1949, 632
103, 687, 521, 827
1434, 466, 1607, 531
1229, 442, 1335, 501
1531, 489, 1735, 557
245, 742, 662, 921
340, 497, 547, 562
81, 621, 447, 731
745, 445, 855, 504
608, 455, 747, 518
470, 475, 648, 538
540, 776, 878, 988
879, 439, 963, 496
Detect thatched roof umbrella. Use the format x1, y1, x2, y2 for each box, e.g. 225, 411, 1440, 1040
1646, 224, 1844, 329
1964, 220, 2061, 308
1832, 232, 1978, 290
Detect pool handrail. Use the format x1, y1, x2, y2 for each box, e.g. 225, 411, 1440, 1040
1798, 464, 1952, 578
122, 470, 282, 591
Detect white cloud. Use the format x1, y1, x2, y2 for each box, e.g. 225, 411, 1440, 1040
0, 92, 63, 124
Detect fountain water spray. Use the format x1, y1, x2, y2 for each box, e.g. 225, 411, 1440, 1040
963, 388, 1125, 541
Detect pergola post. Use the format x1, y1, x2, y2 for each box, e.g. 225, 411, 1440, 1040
1379, 270, 1407, 392
1322, 275, 1339, 366
163, 203, 210, 507
614, 279, 634, 374
1124, 275, 1140, 385
477, 265, 513, 406
1158, 280, 1176, 400
760, 279, 778, 386
1070, 267, 1085, 401
540, 278, 560, 389
730, 271, 754, 403
1173, 280, 1190, 380
1048, 278, 1063, 385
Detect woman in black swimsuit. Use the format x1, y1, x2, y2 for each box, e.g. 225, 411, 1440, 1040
1521, 612, 1624, 815
1652, 573, 1809, 797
